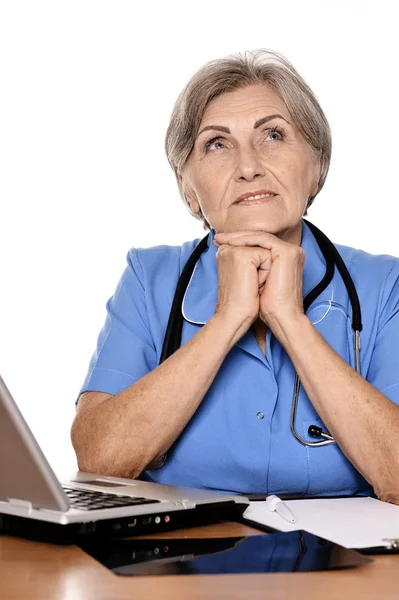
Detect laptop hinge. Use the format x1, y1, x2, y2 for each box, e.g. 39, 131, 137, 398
7, 497, 33, 510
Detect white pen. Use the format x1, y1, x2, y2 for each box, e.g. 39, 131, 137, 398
265, 494, 296, 523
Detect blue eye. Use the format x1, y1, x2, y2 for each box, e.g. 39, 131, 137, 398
203, 127, 285, 154
204, 137, 225, 152
266, 127, 284, 141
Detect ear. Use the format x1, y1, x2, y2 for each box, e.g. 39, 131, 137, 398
309, 154, 321, 198
179, 173, 201, 215
310, 180, 319, 198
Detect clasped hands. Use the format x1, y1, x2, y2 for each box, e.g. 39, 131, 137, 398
213, 230, 306, 328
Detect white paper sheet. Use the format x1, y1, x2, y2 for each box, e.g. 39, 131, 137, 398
243, 497, 399, 549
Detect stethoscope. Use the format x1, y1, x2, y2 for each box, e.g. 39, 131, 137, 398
159, 219, 362, 448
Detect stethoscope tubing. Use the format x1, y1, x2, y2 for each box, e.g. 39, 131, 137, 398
290, 220, 362, 447
159, 219, 362, 450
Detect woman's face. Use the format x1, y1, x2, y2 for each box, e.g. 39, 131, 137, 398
181, 84, 321, 243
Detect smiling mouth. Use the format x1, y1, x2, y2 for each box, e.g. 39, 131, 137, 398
235, 193, 277, 205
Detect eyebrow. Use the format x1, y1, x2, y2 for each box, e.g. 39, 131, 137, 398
197, 114, 290, 137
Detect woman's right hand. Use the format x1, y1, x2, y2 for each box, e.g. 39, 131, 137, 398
213, 240, 272, 340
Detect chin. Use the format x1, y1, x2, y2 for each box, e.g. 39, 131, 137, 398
244, 221, 280, 234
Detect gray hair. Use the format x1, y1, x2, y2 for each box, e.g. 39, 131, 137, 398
165, 48, 332, 231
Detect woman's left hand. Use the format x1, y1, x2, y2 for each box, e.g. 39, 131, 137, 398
214, 230, 306, 327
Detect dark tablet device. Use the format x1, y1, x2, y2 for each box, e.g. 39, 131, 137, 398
79, 530, 371, 576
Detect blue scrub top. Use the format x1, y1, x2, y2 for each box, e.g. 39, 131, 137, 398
77, 221, 399, 496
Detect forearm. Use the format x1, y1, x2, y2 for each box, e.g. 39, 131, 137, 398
72, 312, 245, 479
272, 313, 399, 501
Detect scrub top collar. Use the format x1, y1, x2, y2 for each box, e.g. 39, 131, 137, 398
182, 219, 333, 327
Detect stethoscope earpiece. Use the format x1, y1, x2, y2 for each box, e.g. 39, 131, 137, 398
308, 425, 335, 441
308, 425, 323, 438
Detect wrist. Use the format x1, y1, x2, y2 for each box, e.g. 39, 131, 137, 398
266, 311, 310, 347
209, 311, 253, 348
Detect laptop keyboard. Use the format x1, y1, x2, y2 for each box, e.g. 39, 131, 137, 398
62, 486, 161, 511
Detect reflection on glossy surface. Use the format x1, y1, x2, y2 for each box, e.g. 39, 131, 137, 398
79, 530, 371, 576
2, 522, 398, 600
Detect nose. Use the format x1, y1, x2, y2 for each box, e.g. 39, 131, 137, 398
233, 145, 266, 182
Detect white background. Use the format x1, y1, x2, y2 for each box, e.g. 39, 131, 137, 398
0, 0, 397, 475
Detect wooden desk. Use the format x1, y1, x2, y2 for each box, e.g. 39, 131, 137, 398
1, 522, 398, 600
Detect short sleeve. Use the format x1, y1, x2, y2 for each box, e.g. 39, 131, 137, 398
76, 249, 158, 404
366, 262, 399, 403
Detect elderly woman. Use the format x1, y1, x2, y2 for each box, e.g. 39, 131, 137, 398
71, 49, 399, 503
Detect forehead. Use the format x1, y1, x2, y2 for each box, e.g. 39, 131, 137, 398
200, 84, 290, 126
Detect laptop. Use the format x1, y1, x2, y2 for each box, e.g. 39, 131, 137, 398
0, 375, 248, 544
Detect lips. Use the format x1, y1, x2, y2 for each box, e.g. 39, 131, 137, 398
235, 190, 277, 203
